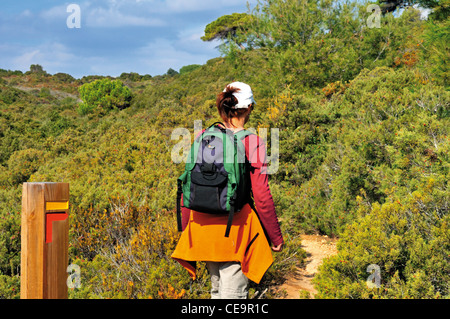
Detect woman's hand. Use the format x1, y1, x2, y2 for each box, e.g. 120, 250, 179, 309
271, 244, 283, 252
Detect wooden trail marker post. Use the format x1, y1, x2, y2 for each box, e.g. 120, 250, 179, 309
21, 183, 69, 299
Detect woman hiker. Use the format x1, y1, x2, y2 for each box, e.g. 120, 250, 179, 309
171, 82, 284, 299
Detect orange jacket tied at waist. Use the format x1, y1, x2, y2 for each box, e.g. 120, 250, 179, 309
171, 204, 273, 284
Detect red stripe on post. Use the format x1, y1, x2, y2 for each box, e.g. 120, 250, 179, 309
45, 213, 68, 244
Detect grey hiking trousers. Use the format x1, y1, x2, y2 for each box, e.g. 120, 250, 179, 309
206, 261, 249, 299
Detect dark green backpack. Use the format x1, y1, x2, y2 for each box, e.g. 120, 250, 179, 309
176, 122, 253, 237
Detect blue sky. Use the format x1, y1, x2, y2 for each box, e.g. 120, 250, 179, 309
0, 0, 256, 78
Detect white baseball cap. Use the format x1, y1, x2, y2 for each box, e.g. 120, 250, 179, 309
223, 82, 256, 109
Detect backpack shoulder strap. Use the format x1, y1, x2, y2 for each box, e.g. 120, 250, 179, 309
234, 129, 255, 141
176, 179, 183, 232
207, 122, 226, 133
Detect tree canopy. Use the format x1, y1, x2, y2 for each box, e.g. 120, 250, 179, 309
201, 13, 252, 49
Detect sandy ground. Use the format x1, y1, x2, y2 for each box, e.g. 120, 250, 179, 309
277, 234, 338, 298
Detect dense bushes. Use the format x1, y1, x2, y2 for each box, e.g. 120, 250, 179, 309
314, 177, 449, 298
0, 0, 448, 299
67, 199, 202, 299
263, 65, 449, 237
67, 198, 303, 299
309, 65, 449, 297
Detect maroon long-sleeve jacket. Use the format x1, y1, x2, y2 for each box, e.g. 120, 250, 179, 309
181, 129, 284, 247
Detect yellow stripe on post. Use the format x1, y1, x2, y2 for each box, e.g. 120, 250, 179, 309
22, 183, 69, 299
46, 201, 69, 211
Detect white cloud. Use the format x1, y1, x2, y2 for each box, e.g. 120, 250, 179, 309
413, 4, 432, 19
20, 9, 33, 18
8, 42, 121, 77
11, 42, 82, 74
13, 50, 40, 70
137, 35, 216, 75
1, 0, 253, 77
86, 6, 166, 27
177, 25, 219, 53
39, 1, 166, 28
39, 4, 67, 20
165, 0, 253, 12
137, 38, 192, 74
95, 0, 255, 14
82, 0, 252, 26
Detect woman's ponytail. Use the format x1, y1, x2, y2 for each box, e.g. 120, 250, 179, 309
217, 85, 247, 124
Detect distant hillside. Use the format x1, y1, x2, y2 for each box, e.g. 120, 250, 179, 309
0, 0, 448, 299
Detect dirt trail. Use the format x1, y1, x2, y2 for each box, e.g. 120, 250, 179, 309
278, 234, 338, 298
12, 85, 82, 102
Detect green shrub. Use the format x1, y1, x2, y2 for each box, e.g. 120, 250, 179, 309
0, 274, 20, 299
314, 177, 449, 299
7, 148, 45, 185
0, 87, 28, 105
78, 78, 132, 114
179, 64, 201, 75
